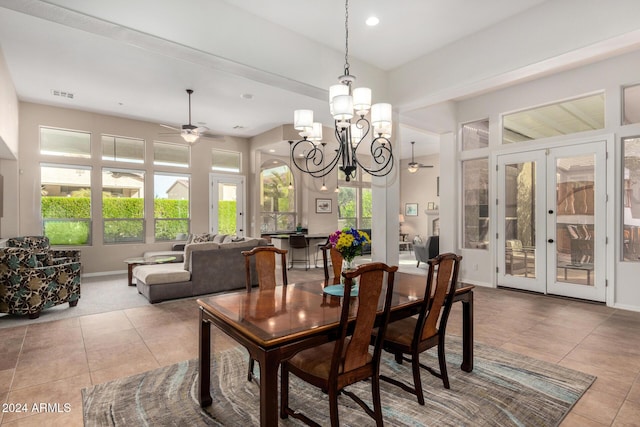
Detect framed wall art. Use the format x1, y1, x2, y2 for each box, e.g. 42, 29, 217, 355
316, 198, 332, 214
405, 203, 418, 216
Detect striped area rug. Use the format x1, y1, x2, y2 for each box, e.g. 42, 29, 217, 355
82, 336, 595, 426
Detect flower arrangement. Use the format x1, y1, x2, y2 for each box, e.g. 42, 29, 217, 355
328, 227, 371, 264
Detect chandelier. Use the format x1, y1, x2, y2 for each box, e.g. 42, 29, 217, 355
290, 0, 394, 182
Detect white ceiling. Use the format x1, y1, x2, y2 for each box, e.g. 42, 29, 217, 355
0, 0, 633, 160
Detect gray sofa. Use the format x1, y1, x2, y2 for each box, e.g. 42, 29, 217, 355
134, 237, 268, 303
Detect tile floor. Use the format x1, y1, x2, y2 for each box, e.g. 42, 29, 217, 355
1, 272, 640, 426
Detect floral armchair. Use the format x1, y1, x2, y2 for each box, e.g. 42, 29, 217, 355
6, 236, 81, 266
0, 247, 81, 319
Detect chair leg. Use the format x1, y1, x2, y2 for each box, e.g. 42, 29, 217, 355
28, 311, 40, 319
416, 261, 420, 268
438, 342, 450, 389
69, 300, 78, 307
371, 372, 384, 427
328, 388, 340, 427
411, 352, 425, 405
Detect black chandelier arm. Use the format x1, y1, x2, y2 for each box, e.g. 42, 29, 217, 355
289, 138, 342, 179
354, 134, 394, 176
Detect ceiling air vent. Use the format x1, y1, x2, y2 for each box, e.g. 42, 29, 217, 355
51, 90, 74, 99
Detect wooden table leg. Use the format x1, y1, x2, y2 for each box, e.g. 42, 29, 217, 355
259, 350, 281, 426
460, 291, 474, 372
127, 263, 137, 286
198, 308, 212, 407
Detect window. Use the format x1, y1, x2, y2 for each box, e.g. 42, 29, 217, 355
102, 135, 144, 163
102, 168, 145, 243
337, 169, 371, 229
212, 148, 241, 173
260, 162, 295, 233
154, 141, 189, 168
462, 158, 489, 249
623, 84, 640, 125
154, 173, 190, 240
40, 164, 92, 245
623, 136, 640, 261
462, 119, 489, 150
40, 127, 91, 158
502, 93, 604, 144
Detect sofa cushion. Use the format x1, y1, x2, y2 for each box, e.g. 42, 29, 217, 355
212, 234, 228, 243
133, 263, 191, 285
183, 241, 220, 269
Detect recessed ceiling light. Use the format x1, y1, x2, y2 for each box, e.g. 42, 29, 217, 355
365, 16, 379, 26
268, 149, 275, 153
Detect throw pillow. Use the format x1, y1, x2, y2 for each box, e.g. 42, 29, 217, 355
191, 233, 213, 244
232, 236, 245, 242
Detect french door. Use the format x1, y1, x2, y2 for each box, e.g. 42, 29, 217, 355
209, 174, 246, 236
496, 141, 606, 301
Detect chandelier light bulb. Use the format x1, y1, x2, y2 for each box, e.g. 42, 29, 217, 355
353, 87, 371, 115
371, 103, 392, 129
294, 109, 314, 131
332, 94, 353, 120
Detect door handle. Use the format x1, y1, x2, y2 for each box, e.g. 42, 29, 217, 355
548, 209, 554, 214
548, 239, 554, 243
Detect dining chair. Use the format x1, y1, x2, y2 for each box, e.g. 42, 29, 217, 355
288, 234, 310, 270
280, 262, 398, 427
313, 237, 330, 267
377, 252, 462, 405
241, 246, 288, 383
320, 242, 344, 285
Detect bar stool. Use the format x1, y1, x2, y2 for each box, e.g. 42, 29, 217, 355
288, 234, 309, 270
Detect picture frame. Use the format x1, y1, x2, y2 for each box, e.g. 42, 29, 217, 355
316, 198, 332, 214
427, 202, 436, 210
405, 203, 418, 216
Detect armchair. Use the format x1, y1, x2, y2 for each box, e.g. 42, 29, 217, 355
0, 247, 81, 318
414, 235, 439, 267
6, 235, 81, 265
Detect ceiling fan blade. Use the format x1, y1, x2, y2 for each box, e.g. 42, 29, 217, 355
200, 132, 225, 140
419, 164, 434, 168
159, 123, 181, 131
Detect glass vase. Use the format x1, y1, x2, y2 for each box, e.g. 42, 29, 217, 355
341, 258, 357, 286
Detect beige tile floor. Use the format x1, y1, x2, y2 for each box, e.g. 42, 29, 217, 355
1, 272, 640, 426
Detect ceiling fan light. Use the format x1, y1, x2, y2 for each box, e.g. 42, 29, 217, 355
294, 109, 314, 131
182, 131, 199, 143
408, 163, 419, 173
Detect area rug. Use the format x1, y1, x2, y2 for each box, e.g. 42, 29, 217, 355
82, 336, 595, 426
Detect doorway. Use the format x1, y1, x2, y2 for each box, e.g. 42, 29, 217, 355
209, 174, 246, 236
496, 141, 606, 301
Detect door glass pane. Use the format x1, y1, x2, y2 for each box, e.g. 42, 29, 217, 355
556, 155, 595, 286
218, 183, 237, 235
462, 159, 489, 249
503, 162, 536, 278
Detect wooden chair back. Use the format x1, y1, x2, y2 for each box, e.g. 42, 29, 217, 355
336, 262, 397, 375
241, 246, 288, 292
320, 242, 344, 285
416, 252, 462, 343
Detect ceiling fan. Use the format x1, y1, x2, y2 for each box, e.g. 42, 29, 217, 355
407, 141, 433, 173
159, 89, 223, 144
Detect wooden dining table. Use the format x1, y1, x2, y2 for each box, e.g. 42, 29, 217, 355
197, 272, 474, 426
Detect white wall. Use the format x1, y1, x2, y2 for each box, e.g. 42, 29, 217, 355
0, 46, 19, 237
450, 48, 640, 310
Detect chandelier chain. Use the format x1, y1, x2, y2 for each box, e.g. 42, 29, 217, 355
344, 0, 350, 75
